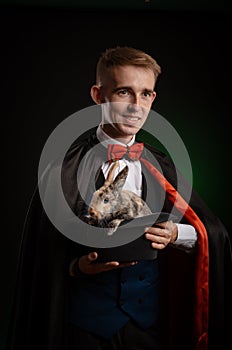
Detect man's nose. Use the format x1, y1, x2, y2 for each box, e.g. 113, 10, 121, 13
128, 95, 141, 112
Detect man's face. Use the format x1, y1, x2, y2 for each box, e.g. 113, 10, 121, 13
94, 65, 156, 143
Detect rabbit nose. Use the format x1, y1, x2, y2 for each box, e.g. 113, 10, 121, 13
89, 207, 98, 218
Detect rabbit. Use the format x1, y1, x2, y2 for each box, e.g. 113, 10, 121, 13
87, 161, 152, 235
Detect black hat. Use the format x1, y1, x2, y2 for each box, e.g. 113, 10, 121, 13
95, 212, 176, 262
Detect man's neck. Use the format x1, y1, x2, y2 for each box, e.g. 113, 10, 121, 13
101, 124, 134, 145
97, 125, 135, 148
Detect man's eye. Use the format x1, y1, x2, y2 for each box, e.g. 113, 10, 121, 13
118, 89, 128, 95
143, 91, 152, 97
104, 198, 109, 203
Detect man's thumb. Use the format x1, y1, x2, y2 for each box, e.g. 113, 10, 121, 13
88, 252, 98, 261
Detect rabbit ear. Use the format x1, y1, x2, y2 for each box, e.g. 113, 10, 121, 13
110, 165, 128, 193
105, 161, 120, 186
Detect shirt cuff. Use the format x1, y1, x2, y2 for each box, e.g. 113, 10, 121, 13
174, 224, 198, 248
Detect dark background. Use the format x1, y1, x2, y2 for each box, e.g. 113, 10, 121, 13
1, 1, 231, 349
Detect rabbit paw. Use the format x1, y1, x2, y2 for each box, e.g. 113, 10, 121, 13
106, 227, 117, 236
106, 219, 122, 235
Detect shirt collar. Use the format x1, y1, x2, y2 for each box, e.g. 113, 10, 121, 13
96, 124, 135, 149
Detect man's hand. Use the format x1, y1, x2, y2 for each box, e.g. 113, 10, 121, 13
77, 252, 137, 275
144, 220, 178, 250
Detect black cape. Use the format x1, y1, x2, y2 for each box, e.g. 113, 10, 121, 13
5, 127, 232, 350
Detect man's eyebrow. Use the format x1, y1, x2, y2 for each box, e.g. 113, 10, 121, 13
112, 86, 132, 92
142, 88, 154, 93
112, 87, 154, 93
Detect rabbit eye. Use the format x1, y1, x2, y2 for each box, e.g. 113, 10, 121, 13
104, 198, 109, 204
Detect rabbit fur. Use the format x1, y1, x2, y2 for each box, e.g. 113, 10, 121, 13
87, 161, 152, 235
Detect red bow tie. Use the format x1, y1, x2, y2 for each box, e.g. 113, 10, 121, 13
108, 143, 144, 163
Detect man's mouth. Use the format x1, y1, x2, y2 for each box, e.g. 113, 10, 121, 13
122, 115, 141, 124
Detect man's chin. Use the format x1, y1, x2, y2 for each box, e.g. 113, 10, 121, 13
120, 123, 141, 134
102, 122, 141, 139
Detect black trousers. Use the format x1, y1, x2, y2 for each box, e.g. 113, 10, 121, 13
66, 320, 163, 350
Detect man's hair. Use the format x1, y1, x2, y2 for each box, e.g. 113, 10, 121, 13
96, 46, 161, 86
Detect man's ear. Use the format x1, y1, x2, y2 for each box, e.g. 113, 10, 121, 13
90, 85, 103, 104
152, 91, 156, 103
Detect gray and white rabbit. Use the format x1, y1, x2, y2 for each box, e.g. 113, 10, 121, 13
87, 161, 152, 235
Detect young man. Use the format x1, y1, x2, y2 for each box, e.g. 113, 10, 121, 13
6, 47, 232, 350
76, 48, 180, 275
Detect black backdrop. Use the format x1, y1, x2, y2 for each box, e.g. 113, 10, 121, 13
1, 6, 231, 349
